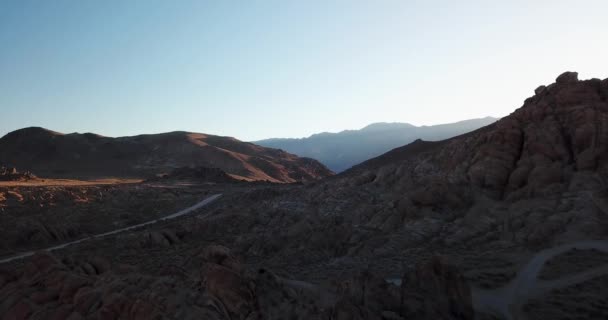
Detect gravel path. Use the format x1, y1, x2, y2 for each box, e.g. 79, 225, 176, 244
472, 240, 608, 320
0, 193, 222, 264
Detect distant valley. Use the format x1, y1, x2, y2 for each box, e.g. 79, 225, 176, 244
255, 117, 498, 172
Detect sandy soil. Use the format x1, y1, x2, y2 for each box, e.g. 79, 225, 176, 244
0, 178, 142, 187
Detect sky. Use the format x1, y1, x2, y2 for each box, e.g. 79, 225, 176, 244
1, 1, 607, 141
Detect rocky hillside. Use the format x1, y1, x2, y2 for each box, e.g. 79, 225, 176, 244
255, 117, 497, 172
1, 72, 607, 320
188, 72, 608, 319
148, 166, 241, 184
0, 129, 333, 183
0, 180, 473, 320
0, 247, 472, 320
348, 71, 608, 200
279, 71, 608, 261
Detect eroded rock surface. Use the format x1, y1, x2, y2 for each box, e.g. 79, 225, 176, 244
0, 248, 472, 320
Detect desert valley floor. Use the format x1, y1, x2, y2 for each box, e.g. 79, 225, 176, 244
1, 176, 608, 320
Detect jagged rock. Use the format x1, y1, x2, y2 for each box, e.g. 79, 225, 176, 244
199, 244, 243, 273
148, 231, 171, 247
200, 263, 256, 317
0, 246, 477, 320
535, 85, 546, 95
401, 256, 473, 320
556, 71, 578, 84
336, 270, 401, 313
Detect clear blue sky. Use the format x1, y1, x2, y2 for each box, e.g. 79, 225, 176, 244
1, 1, 607, 141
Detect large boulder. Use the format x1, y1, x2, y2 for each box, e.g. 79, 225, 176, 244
401, 256, 474, 320
555, 71, 579, 84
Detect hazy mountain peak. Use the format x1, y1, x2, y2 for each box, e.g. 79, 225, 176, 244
360, 122, 417, 131
255, 117, 498, 172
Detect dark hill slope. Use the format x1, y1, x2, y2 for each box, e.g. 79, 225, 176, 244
346, 72, 608, 200
0, 128, 333, 182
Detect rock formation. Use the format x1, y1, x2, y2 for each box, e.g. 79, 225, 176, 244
0, 247, 472, 320
0, 166, 36, 181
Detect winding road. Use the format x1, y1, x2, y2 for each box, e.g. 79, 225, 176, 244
4, 192, 607, 320
0, 193, 222, 264
472, 240, 608, 320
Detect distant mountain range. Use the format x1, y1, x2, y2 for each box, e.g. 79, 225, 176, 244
255, 117, 498, 172
0, 127, 333, 182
